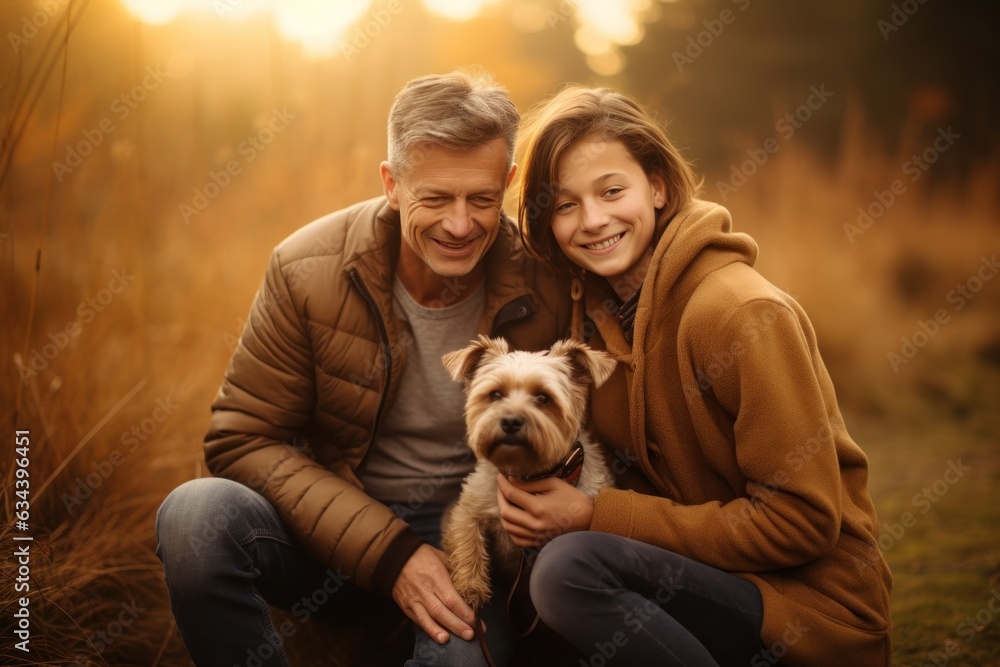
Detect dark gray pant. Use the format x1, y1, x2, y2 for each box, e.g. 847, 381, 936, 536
530, 532, 769, 667
154, 478, 512, 666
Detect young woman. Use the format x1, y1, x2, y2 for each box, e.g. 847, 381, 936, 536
495, 87, 892, 666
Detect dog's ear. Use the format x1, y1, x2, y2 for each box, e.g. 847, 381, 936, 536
549, 339, 617, 388
442, 335, 510, 384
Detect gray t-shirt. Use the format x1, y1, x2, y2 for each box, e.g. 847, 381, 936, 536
359, 277, 484, 508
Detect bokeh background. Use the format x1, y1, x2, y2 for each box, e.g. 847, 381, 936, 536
2, 0, 999, 664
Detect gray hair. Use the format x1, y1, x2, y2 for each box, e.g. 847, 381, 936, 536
387, 70, 519, 175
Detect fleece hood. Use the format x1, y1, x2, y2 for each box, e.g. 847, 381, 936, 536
643, 198, 759, 313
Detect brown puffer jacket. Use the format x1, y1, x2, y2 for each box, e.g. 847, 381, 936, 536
205, 196, 570, 595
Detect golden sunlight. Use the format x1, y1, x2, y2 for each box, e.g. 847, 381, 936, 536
420, 0, 500, 22
119, 0, 374, 59
118, 0, 656, 72
576, 0, 646, 46
274, 1, 372, 59
119, 0, 188, 25
571, 0, 653, 75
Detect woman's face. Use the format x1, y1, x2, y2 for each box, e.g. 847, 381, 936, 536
550, 139, 666, 294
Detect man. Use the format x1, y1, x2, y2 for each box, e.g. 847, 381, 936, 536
155, 71, 569, 666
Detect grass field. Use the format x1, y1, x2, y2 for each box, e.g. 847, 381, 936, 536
861, 413, 1000, 667
3, 130, 998, 664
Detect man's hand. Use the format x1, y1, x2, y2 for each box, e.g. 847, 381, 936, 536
391, 544, 476, 644
497, 473, 595, 548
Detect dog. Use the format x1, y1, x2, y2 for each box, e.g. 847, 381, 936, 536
441, 335, 617, 611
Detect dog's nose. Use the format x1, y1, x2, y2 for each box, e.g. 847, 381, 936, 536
500, 416, 523, 434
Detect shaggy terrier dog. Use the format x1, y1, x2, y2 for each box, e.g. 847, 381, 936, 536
441, 335, 616, 610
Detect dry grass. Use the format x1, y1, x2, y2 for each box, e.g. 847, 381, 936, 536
2, 3, 999, 665
716, 115, 1000, 667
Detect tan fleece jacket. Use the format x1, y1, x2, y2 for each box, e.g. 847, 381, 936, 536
584, 199, 892, 666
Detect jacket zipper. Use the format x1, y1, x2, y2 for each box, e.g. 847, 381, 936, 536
348, 268, 392, 475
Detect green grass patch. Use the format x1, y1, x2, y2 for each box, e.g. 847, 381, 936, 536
853, 408, 1000, 667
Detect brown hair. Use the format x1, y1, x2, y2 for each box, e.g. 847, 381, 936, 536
518, 86, 700, 269
387, 69, 519, 175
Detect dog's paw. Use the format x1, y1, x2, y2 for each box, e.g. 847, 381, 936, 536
457, 583, 491, 611
453, 572, 491, 610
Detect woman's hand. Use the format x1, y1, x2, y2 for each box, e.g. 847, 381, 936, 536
496, 473, 595, 548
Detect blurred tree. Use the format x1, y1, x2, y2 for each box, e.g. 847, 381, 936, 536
615, 0, 999, 173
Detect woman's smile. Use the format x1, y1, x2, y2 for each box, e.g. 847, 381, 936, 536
583, 232, 624, 253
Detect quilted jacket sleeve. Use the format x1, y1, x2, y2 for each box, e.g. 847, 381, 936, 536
204, 250, 422, 594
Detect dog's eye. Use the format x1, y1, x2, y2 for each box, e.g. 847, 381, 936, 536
489, 390, 503, 401
535, 393, 551, 404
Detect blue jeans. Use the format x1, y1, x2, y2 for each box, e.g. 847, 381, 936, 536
530, 532, 768, 667
155, 478, 512, 666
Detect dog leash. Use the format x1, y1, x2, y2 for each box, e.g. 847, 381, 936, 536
475, 612, 497, 667
476, 444, 587, 665
475, 548, 541, 667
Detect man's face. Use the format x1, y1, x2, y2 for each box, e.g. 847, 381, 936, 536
381, 138, 515, 298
